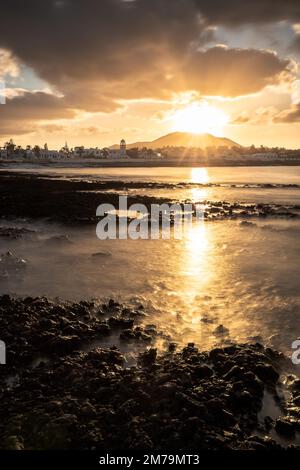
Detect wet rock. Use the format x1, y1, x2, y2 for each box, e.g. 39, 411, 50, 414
193, 364, 214, 379
120, 329, 136, 341
108, 316, 134, 329
87, 347, 125, 366
275, 418, 296, 437
291, 379, 300, 392
0, 295, 297, 451
213, 324, 230, 337
168, 342, 177, 352
254, 363, 279, 385
44, 335, 81, 354
81, 401, 97, 418
223, 365, 245, 381
292, 395, 300, 406
120, 326, 152, 342
138, 348, 157, 367
264, 416, 274, 431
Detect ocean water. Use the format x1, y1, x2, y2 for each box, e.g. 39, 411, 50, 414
1, 166, 300, 356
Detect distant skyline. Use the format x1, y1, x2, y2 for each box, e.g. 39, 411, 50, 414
1, 1, 300, 148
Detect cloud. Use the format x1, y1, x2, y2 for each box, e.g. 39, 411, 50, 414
0, 49, 20, 79
291, 24, 300, 52
195, 0, 300, 26
231, 106, 279, 124
182, 47, 291, 97
38, 123, 110, 136
0, 124, 34, 137
231, 102, 300, 124
0, 91, 76, 121
274, 103, 300, 122
0, 90, 77, 137
0, 2, 294, 104
0, 0, 202, 85
0, 0, 298, 138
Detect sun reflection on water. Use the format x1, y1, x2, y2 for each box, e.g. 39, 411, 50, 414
190, 168, 209, 184
178, 221, 213, 343
189, 168, 209, 203
184, 222, 210, 277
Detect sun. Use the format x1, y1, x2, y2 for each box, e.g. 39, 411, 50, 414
171, 102, 229, 136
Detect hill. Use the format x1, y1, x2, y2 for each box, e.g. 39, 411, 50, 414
110, 132, 240, 149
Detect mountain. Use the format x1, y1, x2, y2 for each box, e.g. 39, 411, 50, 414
110, 132, 240, 149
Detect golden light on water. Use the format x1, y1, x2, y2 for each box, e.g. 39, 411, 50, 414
180, 222, 212, 343
171, 102, 229, 136
190, 167, 209, 184
189, 168, 210, 201
184, 222, 209, 277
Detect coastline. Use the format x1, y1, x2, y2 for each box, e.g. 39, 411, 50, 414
0, 168, 300, 451
1, 159, 300, 168
0, 172, 299, 225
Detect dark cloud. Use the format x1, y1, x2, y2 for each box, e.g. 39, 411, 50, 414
0, 0, 201, 85
0, 0, 297, 127
291, 32, 300, 52
195, 0, 300, 26
182, 47, 291, 96
0, 91, 76, 137
0, 91, 76, 121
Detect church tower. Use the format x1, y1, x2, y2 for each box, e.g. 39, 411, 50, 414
120, 139, 126, 157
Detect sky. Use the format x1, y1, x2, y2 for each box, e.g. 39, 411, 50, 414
1, 0, 300, 149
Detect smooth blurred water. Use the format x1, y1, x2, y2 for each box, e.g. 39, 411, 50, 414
0, 216, 299, 356
1, 166, 300, 355
3, 165, 300, 185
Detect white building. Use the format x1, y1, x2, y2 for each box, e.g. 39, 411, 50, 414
108, 139, 129, 159
39, 149, 62, 159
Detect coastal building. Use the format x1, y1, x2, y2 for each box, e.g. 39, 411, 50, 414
108, 139, 129, 159
73, 146, 102, 158
135, 149, 164, 160
39, 149, 62, 159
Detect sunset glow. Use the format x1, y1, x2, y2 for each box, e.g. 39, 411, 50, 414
171, 103, 229, 137
1, 0, 300, 455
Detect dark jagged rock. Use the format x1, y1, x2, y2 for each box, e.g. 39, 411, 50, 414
0, 173, 298, 225
138, 348, 157, 367
0, 296, 297, 450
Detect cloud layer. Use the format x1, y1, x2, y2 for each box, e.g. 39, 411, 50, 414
0, 0, 299, 139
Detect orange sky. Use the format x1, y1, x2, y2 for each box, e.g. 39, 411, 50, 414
1, 1, 300, 149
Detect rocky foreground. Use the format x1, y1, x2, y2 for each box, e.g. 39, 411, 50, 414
0, 296, 300, 450
0, 173, 299, 225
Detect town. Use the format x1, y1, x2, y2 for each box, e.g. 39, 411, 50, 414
0, 138, 164, 161
1, 137, 300, 165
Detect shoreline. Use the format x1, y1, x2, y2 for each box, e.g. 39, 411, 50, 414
0, 168, 300, 450
1, 160, 300, 168
0, 172, 299, 225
